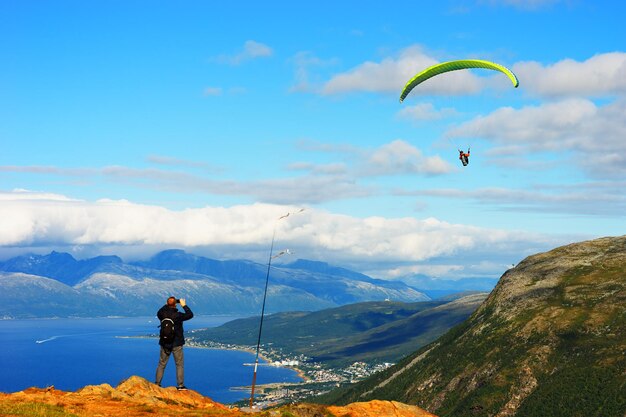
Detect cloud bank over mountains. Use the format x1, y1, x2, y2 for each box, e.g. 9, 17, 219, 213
0, 190, 558, 279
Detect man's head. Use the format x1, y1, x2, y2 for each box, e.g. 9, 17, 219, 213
167, 296, 177, 307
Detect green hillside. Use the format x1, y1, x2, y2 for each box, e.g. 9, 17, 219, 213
192, 293, 486, 366
316, 236, 626, 417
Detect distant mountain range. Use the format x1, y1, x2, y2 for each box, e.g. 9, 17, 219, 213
0, 250, 437, 318
192, 292, 488, 367
403, 275, 499, 299
317, 235, 626, 417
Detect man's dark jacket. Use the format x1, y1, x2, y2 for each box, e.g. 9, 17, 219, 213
157, 304, 193, 348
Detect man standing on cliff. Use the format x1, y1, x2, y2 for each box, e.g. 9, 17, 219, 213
155, 296, 194, 390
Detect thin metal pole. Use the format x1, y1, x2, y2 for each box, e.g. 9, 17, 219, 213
249, 226, 277, 408
248, 209, 303, 409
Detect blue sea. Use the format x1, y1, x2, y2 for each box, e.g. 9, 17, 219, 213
0, 316, 301, 404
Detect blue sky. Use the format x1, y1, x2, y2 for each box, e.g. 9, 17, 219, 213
1, 0, 625, 282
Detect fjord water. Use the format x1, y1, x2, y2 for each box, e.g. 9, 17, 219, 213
1, 316, 301, 403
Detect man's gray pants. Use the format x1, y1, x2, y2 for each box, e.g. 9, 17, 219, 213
155, 345, 184, 387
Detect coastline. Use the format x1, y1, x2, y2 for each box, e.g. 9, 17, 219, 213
119, 335, 310, 397
187, 342, 310, 383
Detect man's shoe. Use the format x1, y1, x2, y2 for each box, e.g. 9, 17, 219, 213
177, 386, 188, 391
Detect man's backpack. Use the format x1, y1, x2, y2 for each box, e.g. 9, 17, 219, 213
159, 317, 176, 344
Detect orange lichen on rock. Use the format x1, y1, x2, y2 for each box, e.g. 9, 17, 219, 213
328, 399, 438, 417
0, 376, 438, 417
0, 376, 241, 417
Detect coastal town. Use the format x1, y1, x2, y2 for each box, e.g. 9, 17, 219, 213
185, 335, 394, 407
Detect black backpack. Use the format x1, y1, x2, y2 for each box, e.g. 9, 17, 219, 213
159, 316, 176, 344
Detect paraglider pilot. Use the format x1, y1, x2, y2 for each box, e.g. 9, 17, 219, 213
459, 148, 470, 166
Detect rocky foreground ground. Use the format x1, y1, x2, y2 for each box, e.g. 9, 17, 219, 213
0, 375, 437, 417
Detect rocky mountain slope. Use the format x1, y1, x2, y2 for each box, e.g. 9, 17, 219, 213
316, 235, 626, 417
0, 376, 437, 417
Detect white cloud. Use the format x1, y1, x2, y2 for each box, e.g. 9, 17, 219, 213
101, 165, 373, 205
295, 139, 453, 177
0, 190, 558, 278
244, 40, 273, 57
286, 162, 348, 175
380, 263, 464, 279
203, 86, 247, 96
0, 166, 94, 176
448, 98, 597, 150
214, 40, 273, 65
362, 140, 452, 176
397, 102, 458, 121
404, 183, 626, 216
447, 98, 626, 178
0, 189, 77, 202
514, 52, 626, 97
481, 0, 563, 10
0, 164, 372, 205
321, 45, 484, 96
147, 155, 221, 173
289, 51, 339, 93
295, 139, 360, 154
203, 86, 223, 96
320, 49, 626, 99
2, 139, 452, 207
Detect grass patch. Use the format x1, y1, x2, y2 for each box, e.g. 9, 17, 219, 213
0, 402, 79, 417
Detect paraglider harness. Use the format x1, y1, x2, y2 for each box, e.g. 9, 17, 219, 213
459, 148, 470, 166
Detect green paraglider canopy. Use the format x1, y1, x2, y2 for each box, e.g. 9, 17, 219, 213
399, 59, 519, 102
